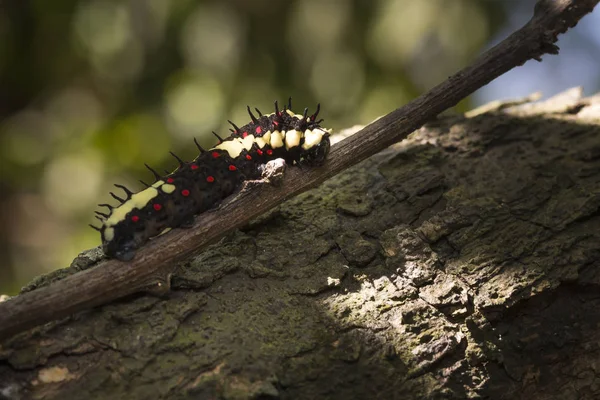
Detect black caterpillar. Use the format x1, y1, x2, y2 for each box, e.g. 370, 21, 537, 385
90, 99, 331, 261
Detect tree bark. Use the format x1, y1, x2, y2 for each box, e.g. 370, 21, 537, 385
1, 89, 599, 399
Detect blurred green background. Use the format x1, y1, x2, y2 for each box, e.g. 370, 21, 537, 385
1, 0, 599, 294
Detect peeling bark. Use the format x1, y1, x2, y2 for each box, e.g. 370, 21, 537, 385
1, 90, 599, 399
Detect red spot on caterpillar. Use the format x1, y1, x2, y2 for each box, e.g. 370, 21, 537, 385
131, 215, 139, 222
181, 189, 190, 197
255, 126, 262, 134
242, 131, 249, 138
246, 155, 252, 160
212, 152, 220, 158
257, 149, 263, 156
167, 178, 174, 183
191, 164, 199, 170
267, 149, 273, 155
153, 204, 162, 211
273, 121, 279, 126
228, 165, 237, 171
206, 176, 215, 183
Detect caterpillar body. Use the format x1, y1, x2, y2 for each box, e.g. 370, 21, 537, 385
91, 100, 331, 261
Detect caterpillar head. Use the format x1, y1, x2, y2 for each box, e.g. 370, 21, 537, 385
101, 225, 137, 261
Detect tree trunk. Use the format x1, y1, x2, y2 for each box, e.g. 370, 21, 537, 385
1, 89, 599, 400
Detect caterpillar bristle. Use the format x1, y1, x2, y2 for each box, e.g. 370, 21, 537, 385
193, 137, 206, 153
140, 180, 150, 188
89, 224, 101, 231
95, 215, 105, 222
95, 211, 109, 218
145, 163, 162, 181
302, 107, 308, 120
170, 151, 185, 166
288, 97, 292, 110
274, 100, 280, 115
311, 103, 321, 121
110, 192, 125, 203
255, 108, 263, 117
98, 203, 113, 210
247, 106, 258, 123
228, 120, 240, 133
114, 183, 133, 197
212, 131, 224, 143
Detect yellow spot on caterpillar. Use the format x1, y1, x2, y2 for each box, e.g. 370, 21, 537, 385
285, 109, 302, 119
211, 135, 255, 158
302, 129, 324, 150
103, 183, 163, 231
255, 137, 267, 148
214, 140, 243, 158
285, 130, 302, 149
242, 134, 255, 151
103, 227, 115, 241
161, 184, 176, 194
270, 130, 284, 148
213, 135, 256, 158
259, 131, 271, 147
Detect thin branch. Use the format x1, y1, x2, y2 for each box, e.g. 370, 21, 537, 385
0, 0, 597, 341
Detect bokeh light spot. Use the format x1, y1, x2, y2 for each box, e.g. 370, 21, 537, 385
310, 51, 365, 113
43, 151, 105, 216
181, 4, 244, 74
165, 73, 224, 138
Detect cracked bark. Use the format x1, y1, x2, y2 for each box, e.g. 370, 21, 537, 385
1, 89, 600, 399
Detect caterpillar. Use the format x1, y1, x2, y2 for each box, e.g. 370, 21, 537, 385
90, 99, 331, 261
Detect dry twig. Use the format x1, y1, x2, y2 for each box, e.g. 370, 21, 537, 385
0, 0, 597, 341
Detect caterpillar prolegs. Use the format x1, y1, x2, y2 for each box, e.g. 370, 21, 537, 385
90, 100, 331, 261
